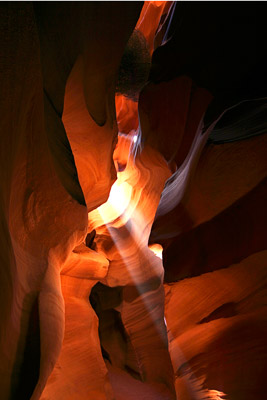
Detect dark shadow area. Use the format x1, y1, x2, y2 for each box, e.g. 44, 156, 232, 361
198, 302, 238, 324
10, 295, 40, 400
90, 282, 142, 380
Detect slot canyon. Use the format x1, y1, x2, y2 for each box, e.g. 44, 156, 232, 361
0, 2, 267, 399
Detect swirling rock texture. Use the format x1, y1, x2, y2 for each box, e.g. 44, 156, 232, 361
0, 2, 266, 400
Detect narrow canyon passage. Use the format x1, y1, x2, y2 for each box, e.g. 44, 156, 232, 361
0, 2, 266, 400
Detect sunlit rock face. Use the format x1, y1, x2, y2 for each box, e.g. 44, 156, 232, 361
88, 134, 175, 399
1, 1, 267, 400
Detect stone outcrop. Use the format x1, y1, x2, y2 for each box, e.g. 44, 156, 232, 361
0, 2, 266, 399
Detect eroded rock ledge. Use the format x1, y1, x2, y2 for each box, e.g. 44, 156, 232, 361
0, 2, 266, 399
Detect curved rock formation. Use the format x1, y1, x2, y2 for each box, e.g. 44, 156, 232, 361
0, 1, 266, 400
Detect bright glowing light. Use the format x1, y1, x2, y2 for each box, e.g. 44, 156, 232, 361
90, 179, 132, 227
149, 243, 163, 259
133, 135, 137, 143
207, 390, 227, 399
108, 180, 131, 214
